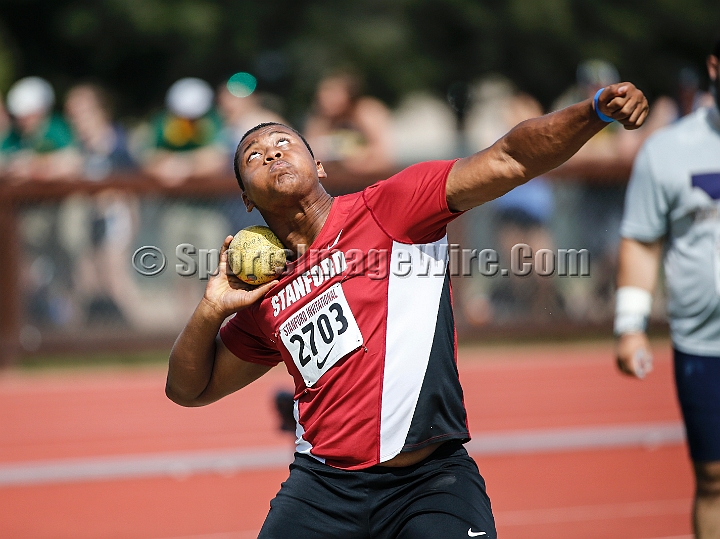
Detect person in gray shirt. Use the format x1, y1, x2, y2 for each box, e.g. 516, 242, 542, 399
615, 39, 720, 539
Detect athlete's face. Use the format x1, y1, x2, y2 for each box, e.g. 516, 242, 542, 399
238, 126, 326, 212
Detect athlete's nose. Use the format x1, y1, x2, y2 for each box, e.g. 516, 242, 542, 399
265, 148, 283, 163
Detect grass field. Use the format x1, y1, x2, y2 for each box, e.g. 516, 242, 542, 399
0, 338, 693, 539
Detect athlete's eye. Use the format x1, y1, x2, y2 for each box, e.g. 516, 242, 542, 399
277, 138, 289, 147
248, 151, 261, 162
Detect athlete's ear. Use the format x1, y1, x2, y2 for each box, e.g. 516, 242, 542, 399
316, 160, 327, 179
242, 192, 255, 213
708, 54, 718, 82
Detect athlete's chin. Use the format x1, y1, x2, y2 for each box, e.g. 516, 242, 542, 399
274, 171, 297, 185
272, 171, 315, 194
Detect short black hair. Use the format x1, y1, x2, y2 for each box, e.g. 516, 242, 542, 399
233, 122, 315, 190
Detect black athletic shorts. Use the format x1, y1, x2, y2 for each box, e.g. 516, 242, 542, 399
258, 440, 496, 539
674, 349, 720, 462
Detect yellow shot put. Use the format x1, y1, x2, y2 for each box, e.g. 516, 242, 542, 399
228, 225, 287, 285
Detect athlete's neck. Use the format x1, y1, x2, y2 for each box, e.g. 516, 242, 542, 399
263, 191, 334, 259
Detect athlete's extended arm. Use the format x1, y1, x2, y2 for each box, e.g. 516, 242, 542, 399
614, 237, 663, 378
446, 83, 649, 211
166, 236, 277, 407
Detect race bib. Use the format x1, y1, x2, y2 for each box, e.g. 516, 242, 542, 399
279, 283, 363, 387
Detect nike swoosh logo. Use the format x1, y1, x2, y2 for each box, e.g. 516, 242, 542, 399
327, 230, 342, 249
467, 530, 486, 537
316, 345, 336, 370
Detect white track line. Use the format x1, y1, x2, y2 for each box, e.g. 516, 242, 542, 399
0, 446, 294, 487
466, 421, 685, 455
0, 421, 684, 487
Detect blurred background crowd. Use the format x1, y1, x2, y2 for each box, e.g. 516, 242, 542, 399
0, 0, 718, 360
0, 61, 709, 185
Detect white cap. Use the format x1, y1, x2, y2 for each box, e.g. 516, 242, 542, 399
577, 59, 620, 87
7, 76, 55, 117
165, 77, 214, 119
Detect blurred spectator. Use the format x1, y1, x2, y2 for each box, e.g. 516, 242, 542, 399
465, 76, 526, 150
60, 83, 139, 325
613, 41, 720, 536
677, 66, 715, 117
463, 80, 563, 324
551, 60, 623, 319
217, 82, 285, 159
56, 190, 140, 327
1, 76, 81, 181
0, 93, 10, 141
553, 60, 625, 161
304, 72, 394, 175
554, 59, 675, 163
391, 92, 459, 165
64, 83, 135, 180
140, 77, 225, 186
550, 60, 675, 320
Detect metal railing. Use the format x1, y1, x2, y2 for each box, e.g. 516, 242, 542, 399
0, 158, 644, 365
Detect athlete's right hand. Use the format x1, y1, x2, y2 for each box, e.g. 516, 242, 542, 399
615, 332, 653, 379
202, 235, 278, 319
595, 83, 649, 130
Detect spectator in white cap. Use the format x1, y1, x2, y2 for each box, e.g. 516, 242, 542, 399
140, 77, 226, 186
1, 76, 81, 181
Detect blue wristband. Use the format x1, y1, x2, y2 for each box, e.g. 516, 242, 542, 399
593, 88, 614, 122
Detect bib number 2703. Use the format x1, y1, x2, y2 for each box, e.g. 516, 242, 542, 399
279, 283, 363, 387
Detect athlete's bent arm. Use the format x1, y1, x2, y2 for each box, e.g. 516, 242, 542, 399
446, 83, 649, 211
166, 236, 276, 407
614, 237, 663, 378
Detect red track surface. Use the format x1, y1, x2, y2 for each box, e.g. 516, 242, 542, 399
0, 340, 693, 539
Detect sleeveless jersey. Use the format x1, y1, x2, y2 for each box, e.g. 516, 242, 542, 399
220, 160, 470, 469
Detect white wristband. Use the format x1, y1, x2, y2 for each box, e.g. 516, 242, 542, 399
614, 286, 652, 336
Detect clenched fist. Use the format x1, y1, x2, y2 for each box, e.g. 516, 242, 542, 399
595, 83, 649, 130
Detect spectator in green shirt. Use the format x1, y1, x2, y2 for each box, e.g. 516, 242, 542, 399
140, 77, 226, 187
2, 76, 81, 181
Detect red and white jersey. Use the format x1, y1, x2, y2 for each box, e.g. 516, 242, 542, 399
220, 160, 469, 469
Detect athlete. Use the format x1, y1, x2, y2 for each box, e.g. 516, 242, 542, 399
615, 40, 720, 539
167, 82, 648, 539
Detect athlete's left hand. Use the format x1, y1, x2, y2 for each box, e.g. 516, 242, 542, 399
615, 332, 654, 379
595, 83, 649, 130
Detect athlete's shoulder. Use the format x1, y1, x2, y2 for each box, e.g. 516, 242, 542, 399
363, 160, 457, 193
388, 159, 458, 180
360, 159, 460, 244
335, 190, 363, 206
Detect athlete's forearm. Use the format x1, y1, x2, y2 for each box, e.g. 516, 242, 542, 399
616, 237, 662, 292
448, 83, 648, 211
614, 238, 662, 378
447, 100, 606, 210
504, 83, 648, 182
499, 99, 606, 181
166, 298, 226, 406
